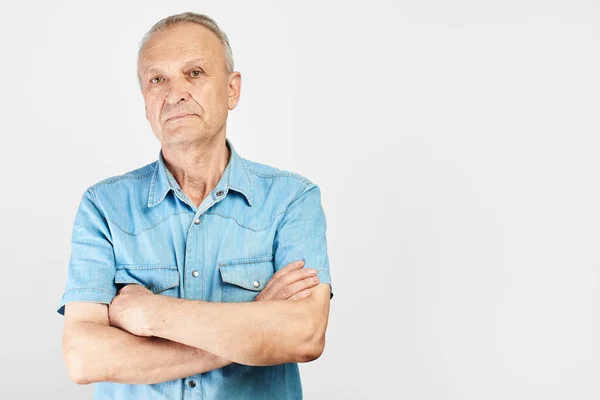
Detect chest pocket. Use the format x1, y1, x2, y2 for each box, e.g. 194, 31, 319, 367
115, 264, 180, 298
218, 256, 275, 302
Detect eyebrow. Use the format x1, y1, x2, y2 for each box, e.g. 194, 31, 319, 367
142, 58, 208, 77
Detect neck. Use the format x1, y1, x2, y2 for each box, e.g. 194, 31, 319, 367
160, 135, 230, 206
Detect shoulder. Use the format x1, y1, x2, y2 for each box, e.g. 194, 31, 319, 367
90, 161, 156, 189
242, 157, 318, 202
83, 161, 156, 207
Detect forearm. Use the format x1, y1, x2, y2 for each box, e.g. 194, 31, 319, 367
148, 297, 319, 367
64, 320, 233, 385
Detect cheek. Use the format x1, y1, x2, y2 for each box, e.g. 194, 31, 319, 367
144, 99, 162, 123
191, 84, 225, 112
201, 90, 227, 117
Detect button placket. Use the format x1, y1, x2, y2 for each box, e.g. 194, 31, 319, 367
184, 210, 204, 301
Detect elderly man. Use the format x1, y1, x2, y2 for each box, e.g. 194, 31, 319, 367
57, 12, 333, 400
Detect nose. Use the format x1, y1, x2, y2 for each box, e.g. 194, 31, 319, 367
165, 77, 191, 104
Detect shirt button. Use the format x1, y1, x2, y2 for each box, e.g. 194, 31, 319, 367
216, 190, 224, 197
192, 270, 199, 278
188, 380, 196, 388
194, 218, 201, 225
253, 280, 261, 288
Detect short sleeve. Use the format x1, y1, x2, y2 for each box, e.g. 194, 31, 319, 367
273, 182, 333, 299
56, 187, 118, 316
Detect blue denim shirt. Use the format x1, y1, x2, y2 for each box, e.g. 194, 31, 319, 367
57, 138, 333, 400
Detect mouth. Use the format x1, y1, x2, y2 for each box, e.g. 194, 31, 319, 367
166, 113, 196, 122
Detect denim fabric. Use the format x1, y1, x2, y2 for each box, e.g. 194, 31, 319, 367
57, 138, 332, 400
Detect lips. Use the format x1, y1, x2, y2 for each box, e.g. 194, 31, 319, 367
167, 113, 195, 122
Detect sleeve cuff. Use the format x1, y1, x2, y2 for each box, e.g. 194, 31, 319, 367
316, 270, 333, 299
56, 288, 116, 316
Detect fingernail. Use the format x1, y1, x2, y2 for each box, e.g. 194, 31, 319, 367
311, 277, 319, 283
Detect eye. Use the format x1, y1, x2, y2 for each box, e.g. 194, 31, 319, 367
150, 76, 163, 84
190, 70, 202, 77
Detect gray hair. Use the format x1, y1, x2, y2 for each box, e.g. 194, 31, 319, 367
137, 12, 235, 85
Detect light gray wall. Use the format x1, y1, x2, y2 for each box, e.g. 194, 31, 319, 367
1, 0, 599, 399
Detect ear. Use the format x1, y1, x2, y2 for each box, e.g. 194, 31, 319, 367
227, 71, 242, 110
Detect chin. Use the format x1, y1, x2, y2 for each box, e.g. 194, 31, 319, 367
160, 128, 211, 146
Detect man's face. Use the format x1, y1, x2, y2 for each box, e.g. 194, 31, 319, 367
138, 23, 241, 147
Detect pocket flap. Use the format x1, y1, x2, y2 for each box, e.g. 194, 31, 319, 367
219, 256, 274, 291
115, 265, 180, 294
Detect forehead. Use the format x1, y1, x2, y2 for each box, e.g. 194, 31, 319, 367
139, 23, 224, 71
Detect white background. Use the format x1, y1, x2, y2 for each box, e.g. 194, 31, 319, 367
1, 0, 599, 399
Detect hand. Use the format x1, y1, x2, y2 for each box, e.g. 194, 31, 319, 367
108, 284, 157, 337
254, 260, 320, 301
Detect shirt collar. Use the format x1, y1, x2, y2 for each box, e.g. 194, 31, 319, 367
147, 137, 254, 208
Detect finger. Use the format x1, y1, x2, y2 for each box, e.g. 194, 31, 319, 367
260, 260, 306, 297
288, 289, 312, 301
275, 275, 320, 300
270, 260, 305, 282
261, 266, 315, 300
270, 269, 318, 300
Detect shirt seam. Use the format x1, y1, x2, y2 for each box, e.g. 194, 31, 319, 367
62, 287, 116, 295
247, 167, 312, 183
88, 187, 114, 245
204, 211, 284, 232
92, 171, 154, 187
106, 210, 192, 237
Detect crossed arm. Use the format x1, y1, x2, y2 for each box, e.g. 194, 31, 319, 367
63, 263, 330, 385
63, 302, 227, 385
62, 183, 331, 385
132, 282, 331, 366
